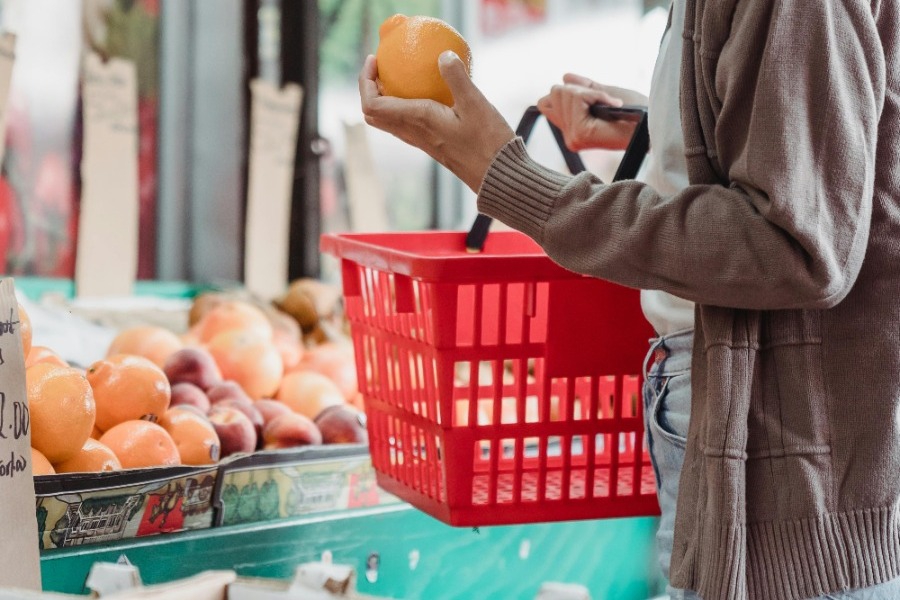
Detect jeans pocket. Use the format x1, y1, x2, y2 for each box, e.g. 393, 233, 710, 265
650, 371, 690, 449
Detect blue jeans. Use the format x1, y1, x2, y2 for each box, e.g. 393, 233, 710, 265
643, 329, 696, 600
641, 329, 900, 600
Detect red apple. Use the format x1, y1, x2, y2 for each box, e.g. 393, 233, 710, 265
208, 406, 257, 458
254, 399, 293, 425
164, 347, 222, 390
263, 412, 323, 449
169, 382, 211, 413
315, 405, 368, 445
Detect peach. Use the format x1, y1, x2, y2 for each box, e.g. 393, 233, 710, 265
254, 399, 293, 425
214, 398, 265, 445
208, 406, 257, 458
315, 405, 368, 445
276, 370, 345, 420
169, 382, 211, 413
207, 380, 253, 405
163, 347, 222, 391
207, 330, 283, 400
263, 412, 323, 450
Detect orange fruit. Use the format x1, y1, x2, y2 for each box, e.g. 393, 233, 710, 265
195, 300, 273, 344
189, 292, 227, 327
18, 302, 32, 360
54, 438, 122, 473
99, 420, 181, 469
376, 14, 472, 107
87, 354, 172, 432
158, 407, 220, 465
31, 448, 55, 476
27, 363, 96, 464
274, 331, 304, 372
25, 345, 69, 369
206, 330, 283, 400
276, 370, 345, 420
107, 325, 184, 368
296, 342, 358, 401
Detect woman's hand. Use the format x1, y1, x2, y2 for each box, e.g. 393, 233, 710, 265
537, 74, 649, 151
359, 52, 516, 193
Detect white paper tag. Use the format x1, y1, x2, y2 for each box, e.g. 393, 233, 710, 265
289, 563, 353, 595
343, 123, 388, 233
244, 79, 303, 301
534, 582, 592, 600
0, 33, 17, 169
0, 278, 41, 590
85, 562, 142, 596
75, 53, 139, 298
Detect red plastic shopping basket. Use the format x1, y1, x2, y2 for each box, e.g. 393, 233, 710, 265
321, 229, 660, 527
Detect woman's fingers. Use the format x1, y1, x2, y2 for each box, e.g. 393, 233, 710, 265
562, 73, 596, 88
438, 50, 481, 109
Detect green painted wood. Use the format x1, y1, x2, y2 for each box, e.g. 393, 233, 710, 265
13, 277, 220, 301
40, 506, 664, 598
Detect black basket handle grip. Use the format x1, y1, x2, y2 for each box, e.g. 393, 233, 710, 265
466, 104, 649, 253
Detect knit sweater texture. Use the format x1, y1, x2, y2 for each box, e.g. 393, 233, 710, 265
476, 1, 899, 598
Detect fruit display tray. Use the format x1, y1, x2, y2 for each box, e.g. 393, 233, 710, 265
34, 464, 219, 550
213, 444, 400, 527
34, 445, 396, 551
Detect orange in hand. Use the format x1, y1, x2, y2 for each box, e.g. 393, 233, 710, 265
107, 325, 184, 368
54, 438, 122, 473
158, 407, 221, 466
27, 363, 96, 464
99, 420, 181, 469
376, 14, 472, 107
87, 354, 172, 432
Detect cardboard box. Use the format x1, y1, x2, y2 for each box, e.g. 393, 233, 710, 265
213, 445, 399, 527
35, 465, 218, 550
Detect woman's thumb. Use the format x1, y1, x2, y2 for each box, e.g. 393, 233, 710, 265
439, 50, 476, 105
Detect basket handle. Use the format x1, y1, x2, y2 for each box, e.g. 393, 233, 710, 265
466, 104, 649, 252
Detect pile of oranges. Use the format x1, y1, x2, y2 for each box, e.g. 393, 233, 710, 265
22, 293, 365, 477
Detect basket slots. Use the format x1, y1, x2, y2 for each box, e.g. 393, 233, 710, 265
342, 256, 659, 526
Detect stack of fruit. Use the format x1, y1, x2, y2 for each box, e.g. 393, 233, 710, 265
22, 281, 369, 476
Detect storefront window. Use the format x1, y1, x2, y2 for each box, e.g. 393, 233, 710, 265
316, 0, 666, 252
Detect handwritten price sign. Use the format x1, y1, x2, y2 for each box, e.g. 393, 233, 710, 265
0, 279, 41, 589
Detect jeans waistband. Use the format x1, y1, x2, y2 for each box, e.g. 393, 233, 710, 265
643, 328, 694, 378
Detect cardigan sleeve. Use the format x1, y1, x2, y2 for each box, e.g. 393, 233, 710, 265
477, 1, 884, 311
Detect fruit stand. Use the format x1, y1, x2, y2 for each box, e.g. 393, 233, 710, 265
14, 277, 664, 598
0, 3, 672, 597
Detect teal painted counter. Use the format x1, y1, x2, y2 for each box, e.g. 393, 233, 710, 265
41, 505, 664, 599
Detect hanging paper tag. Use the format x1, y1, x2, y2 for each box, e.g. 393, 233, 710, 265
0, 278, 41, 590
244, 79, 303, 301
76, 53, 139, 298
0, 33, 17, 168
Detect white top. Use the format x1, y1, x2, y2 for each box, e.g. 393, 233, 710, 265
637, 0, 695, 336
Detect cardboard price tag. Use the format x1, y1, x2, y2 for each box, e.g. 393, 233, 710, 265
75, 53, 139, 298
0, 33, 17, 168
0, 279, 41, 590
244, 79, 303, 301
343, 123, 388, 233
